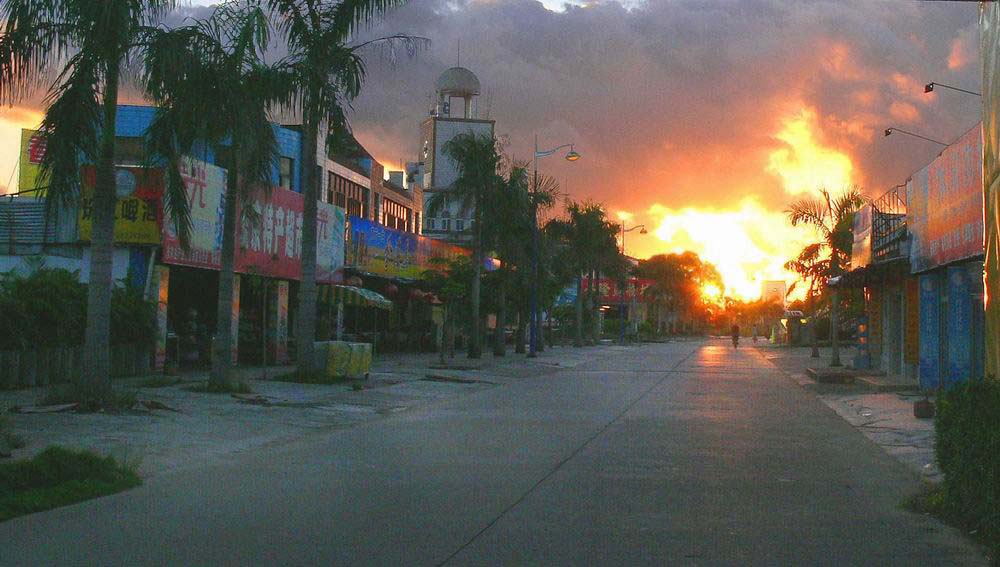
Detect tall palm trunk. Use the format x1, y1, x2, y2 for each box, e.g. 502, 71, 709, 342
210, 151, 240, 388
830, 288, 841, 366
494, 280, 506, 356
574, 273, 584, 347
590, 268, 601, 343
80, 65, 120, 400
296, 106, 320, 373
469, 207, 483, 358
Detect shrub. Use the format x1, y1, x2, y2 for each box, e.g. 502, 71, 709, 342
0, 267, 156, 351
934, 378, 1000, 561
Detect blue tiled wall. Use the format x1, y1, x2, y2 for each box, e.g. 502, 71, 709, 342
113, 104, 302, 191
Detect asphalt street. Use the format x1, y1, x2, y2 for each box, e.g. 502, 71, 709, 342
0, 340, 985, 565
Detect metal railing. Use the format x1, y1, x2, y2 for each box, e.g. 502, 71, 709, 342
872, 184, 907, 263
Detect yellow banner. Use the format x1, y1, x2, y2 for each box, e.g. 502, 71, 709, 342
77, 166, 162, 245
18, 129, 47, 196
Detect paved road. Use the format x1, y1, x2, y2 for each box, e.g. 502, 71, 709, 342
1, 341, 984, 565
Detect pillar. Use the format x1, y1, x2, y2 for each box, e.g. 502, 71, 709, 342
230, 275, 240, 364
153, 265, 169, 372
271, 281, 289, 364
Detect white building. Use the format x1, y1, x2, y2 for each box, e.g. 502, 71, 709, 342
419, 66, 495, 245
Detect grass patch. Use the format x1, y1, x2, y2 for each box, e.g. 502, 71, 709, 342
0, 446, 141, 522
184, 380, 253, 394
272, 369, 350, 385
38, 384, 137, 413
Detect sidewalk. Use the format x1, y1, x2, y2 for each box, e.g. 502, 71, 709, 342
757, 344, 939, 482
1, 343, 625, 477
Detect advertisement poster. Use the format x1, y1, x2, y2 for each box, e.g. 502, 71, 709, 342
78, 166, 163, 244
347, 216, 471, 278
154, 266, 169, 372
162, 157, 227, 269
908, 124, 983, 274
18, 129, 47, 195
581, 277, 655, 303
850, 204, 872, 269
162, 157, 346, 283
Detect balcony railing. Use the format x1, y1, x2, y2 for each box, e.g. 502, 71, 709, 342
872, 184, 907, 263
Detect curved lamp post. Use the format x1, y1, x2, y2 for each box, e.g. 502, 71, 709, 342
884, 127, 948, 147
619, 223, 647, 345
530, 137, 580, 358
924, 81, 981, 97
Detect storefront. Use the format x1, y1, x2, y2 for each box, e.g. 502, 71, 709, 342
907, 124, 985, 389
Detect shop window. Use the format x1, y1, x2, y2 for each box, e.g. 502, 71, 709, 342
279, 157, 294, 190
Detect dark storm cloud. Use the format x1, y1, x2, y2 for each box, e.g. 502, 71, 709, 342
346, 0, 981, 212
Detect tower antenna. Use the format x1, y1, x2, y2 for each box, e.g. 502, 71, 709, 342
457, 39, 461, 66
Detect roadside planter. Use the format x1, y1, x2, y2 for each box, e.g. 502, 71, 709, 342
314, 341, 372, 380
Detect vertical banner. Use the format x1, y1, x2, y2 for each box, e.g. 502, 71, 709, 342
231, 275, 240, 364
274, 281, 289, 364
162, 157, 227, 269
982, 3, 1000, 379
918, 274, 942, 390
18, 129, 47, 195
154, 266, 170, 372
947, 266, 973, 387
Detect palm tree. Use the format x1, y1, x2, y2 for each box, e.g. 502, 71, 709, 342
427, 132, 504, 358
784, 242, 826, 357
144, 1, 288, 389
263, 0, 425, 374
0, 0, 190, 403
786, 187, 866, 366
547, 202, 621, 346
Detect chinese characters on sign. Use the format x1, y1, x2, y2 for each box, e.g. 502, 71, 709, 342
161, 156, 346, 283
908, 124, 984, 273
18, 129, 48, 195
580, 277, 656, 303
78, 166, 162, 244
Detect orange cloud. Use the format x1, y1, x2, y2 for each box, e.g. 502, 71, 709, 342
948, 35, 971, 70
766, 108, 855, 196
889, 101, 921, 123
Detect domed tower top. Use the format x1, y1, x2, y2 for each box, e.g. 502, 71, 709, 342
435, 66, 480, 118
435, 66, 481, 97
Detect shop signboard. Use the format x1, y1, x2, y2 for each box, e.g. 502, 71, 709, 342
162, 157, 227, 269
347, 216, 474, 278
850, 204, 872, 269
78, 166, 162, 244
162, 156, 346, 283
907, 124, 983, 274
18, 129, 47, 195
236, 188, 346, 283
580, 277, 655, 303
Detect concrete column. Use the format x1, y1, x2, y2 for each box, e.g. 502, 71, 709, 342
272, 281, 289, 364
231, 275, 240, 364
153, 266, 169, 372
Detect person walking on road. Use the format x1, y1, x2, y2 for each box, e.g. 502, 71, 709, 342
731, 323, 740, 349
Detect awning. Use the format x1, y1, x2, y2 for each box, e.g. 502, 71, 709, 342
321, 285, 393, 310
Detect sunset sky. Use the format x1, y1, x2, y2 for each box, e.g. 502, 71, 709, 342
0, 0, 984, 300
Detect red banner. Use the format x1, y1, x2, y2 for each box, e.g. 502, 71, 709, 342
581, 277, 655, 303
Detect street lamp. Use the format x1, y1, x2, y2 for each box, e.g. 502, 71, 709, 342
530, 136, 581, 358
924, 81, 981, 97
619, 223, 647, 345
884, 127, 948, 147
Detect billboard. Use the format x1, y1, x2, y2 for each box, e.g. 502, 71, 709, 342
850, 204, 872, 269
237, 188, 346, 283
18, 129, 47, 195
580, 277, 655, 304
162, 156, 345, 282
907, 124, 983, 274
78, 166, 163, 244
347, 216, 473, 278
